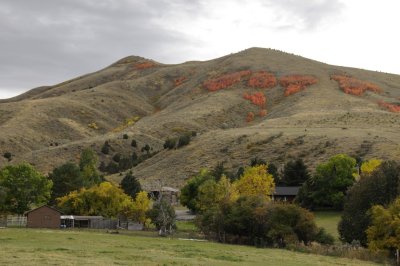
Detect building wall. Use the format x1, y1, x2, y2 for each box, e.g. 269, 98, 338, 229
26, 206, 61, 229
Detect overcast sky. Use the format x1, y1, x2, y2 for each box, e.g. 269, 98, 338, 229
1, 0, 399, 99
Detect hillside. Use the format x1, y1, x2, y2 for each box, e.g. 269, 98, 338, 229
0, 47, 399, 189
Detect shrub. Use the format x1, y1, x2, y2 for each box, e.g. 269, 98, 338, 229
243, 92, 266, 107
87, 122, 99, 130
123, 134, 129, 139
177, 135, 190, 148
135, 61, 155, 70
163, 138, 177, 149
279, 75, 318, 96
203, 70, 252, 91
247, 71, 277, 89
246, 112, 255, 122
3, 152, 12, 161
174, 76, 186, 87
101, 141, 110, 154
378, 101, 400, 113
131, 139, 137, 147
259, 109, 267, 117
112, 153, 121, 163
141, 144, 150, 153
331, 75, 381, 96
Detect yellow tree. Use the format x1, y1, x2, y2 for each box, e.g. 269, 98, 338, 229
57, 182, 134, 218
196, 175, 239, 212
361, 159, 382, 176
367, 198, 400, 263
131, 191, 151, 226
234, 165, 275, 201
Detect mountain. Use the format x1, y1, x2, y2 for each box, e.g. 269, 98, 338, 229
1, 48, 399, 189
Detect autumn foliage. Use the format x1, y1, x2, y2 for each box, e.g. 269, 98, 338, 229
331, 75, 381, 96
174, 76, 186, 87
248, 71, 277, 89
135, 62, 156, 70
203, 70, 252, 91
279, 75, 318, 96
243, 92, 266, 107
246, 112, 255, 122
378, 101, 400, 113
259, 109, 267, 117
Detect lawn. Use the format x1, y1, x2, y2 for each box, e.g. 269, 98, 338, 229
314, 211, 342, 241
0, 228, 381, 265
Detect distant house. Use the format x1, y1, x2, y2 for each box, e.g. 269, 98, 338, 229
272, 186, 300, 202
150, 187, 180, 205
26, 205, 62, 229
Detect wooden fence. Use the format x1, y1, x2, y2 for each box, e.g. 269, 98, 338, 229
6, 215, 27, 227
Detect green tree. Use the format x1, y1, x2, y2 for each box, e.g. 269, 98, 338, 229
0, 163, 52, 214
48, 162, 83, 204
297, 154, 357, 210
79, 148, 103, 187
180, 169, 214, 213
57, 182, 134, 218
120, 171, 142, 200
147, 199, 176, 236
367, 198, 400, 261
281, 159, 310, 186
338, 161, 400, 245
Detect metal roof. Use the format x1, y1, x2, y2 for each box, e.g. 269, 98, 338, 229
274, 186, 300, 196
60, 215, 103, 220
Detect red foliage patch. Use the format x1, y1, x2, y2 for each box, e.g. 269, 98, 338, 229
248, 71, 277, 89
378, 101, 400, 113
279, 75, 318, 96
243, 92, 266, 107
246, 112, 255, 122
203, 70, 252, 92
331, 75, 381, 96
259, 109, 267, 117
174, 76, 186, 87
135, 62, 156, 70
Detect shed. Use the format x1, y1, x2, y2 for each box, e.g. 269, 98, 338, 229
272, 186, 300, 202
26, 205, 62, 229
60, 215, 104, 228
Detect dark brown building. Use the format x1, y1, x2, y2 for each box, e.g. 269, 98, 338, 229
272, 186, 300, 202
26, 205, 62, 229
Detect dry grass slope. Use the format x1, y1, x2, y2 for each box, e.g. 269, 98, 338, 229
0, 47, 399, 189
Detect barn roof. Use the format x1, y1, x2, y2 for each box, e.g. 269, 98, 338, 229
25, 205, 63, 214
274, 186, 300, 196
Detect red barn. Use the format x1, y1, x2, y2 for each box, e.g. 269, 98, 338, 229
26, 205, 62, 229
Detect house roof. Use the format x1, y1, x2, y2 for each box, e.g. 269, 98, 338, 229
274, 186, 300, 196
25, 205, 63, 215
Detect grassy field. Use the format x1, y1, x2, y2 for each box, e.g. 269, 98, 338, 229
314, 211, 342, 241
0, 228, 382, 265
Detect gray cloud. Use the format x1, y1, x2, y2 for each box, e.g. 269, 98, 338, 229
263, 0, 344, 30
0, 0, 203, 97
